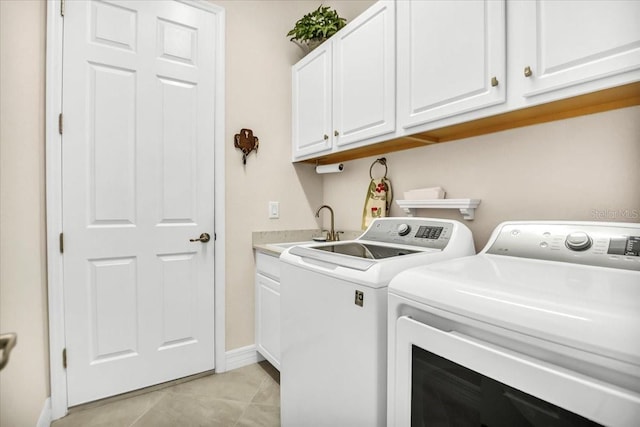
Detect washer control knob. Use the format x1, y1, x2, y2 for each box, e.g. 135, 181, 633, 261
397, 224, 411, 236
565, 232, 592, 251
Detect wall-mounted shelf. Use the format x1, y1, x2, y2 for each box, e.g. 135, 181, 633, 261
396, 199, 481, 220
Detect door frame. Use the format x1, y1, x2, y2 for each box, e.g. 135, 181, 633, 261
45, 0, 226, 419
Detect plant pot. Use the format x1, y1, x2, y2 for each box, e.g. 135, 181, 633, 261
293, 38, 325, 55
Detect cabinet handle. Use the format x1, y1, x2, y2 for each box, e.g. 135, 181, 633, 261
524, 66, 533, 77
491, 76, 499, 87
334, 130, 339, 137
323, 134, 329, 140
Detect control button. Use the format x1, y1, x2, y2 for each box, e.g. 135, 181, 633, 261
565, 232, 592, 251
540, 242, 548, 248
543, 232, 551, 237
511, 230, 520, 236
397, 224, 411, 236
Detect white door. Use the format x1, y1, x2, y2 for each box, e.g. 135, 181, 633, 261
520, 0, 640, 98
333, 0, 395, 148
397, 0, 505, 129
291, 43, 333, 160
62, 0, 218, 405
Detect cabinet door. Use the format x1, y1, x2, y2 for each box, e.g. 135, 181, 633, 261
256, 273, 281, 369
291, 43, 332, 160
397, 0, 506, 129
520, 0, 640, 98
333, 0, 395, 147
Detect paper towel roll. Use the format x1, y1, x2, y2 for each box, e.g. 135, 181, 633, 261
316, 163, 344, 174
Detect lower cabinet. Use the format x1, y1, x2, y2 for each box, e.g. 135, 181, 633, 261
255, 251, 281, 370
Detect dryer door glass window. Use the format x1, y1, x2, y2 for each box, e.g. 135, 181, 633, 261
411, 346, 602, 427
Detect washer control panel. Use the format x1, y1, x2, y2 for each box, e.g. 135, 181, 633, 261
485, 222, 640, 271
360, 218, 457, 250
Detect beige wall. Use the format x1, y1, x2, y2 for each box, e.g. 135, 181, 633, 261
215, 0, 373, 350
0, 1, 50, 426
323, 106, 640, 250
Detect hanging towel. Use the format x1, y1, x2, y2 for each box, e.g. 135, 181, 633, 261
361, 158, 393, 229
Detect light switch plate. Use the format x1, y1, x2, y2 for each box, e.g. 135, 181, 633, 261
268, 201, 279, 219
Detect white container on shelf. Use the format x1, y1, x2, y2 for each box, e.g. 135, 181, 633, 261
403, 187, 445, 200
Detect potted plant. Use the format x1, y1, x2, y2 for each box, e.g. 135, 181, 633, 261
287, 5, 347, 54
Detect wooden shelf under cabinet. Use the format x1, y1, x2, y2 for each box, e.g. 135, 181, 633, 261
301, 81, 640, 165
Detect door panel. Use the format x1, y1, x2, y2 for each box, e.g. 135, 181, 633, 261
89, 257, 138, 362
89, 63, 137, 225
521, 0, 640, 97
333, 0, 395, 147
158, 77, 197, 223
397, 0, 506, 128
63, 0, 217, 406
291, 44, 333, 159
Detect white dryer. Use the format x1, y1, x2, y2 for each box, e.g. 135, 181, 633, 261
279, 217, 475, 427
388, 221, 640, 427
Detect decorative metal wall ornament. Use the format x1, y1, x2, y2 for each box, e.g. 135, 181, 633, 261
234, 128, 259, 164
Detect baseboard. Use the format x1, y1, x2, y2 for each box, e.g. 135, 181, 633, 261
37, 397, 52, 427
224, 345, 265, 371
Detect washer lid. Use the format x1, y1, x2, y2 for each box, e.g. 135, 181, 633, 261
389, 254, 640, 366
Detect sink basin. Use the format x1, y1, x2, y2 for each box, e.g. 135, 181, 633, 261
271, 241, 319, 249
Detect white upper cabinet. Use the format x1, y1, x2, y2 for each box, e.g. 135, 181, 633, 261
333, 0, 395, 147
291, 0, 640, 164
291, 44, 333, 159
397, 0, 506, 130
291, 1, 395, 161
518, 0, 640, 99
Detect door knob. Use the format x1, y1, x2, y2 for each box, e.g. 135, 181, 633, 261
189, 233, 211, 243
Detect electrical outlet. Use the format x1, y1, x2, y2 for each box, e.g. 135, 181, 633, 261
268, 201, 279, 219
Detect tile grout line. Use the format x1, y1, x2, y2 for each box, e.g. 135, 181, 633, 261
127, 390, 168, 427
232, 375, 270, 427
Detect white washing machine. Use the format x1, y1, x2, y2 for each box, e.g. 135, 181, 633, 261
280, 217, 475, 427
388, 221, 640, 427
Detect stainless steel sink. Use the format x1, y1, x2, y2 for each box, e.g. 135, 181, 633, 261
270, 241, 320, 249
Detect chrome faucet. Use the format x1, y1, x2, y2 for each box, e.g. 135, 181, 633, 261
315, 205, 338, 241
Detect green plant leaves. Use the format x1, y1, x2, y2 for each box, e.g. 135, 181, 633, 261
286, 5, 347, 43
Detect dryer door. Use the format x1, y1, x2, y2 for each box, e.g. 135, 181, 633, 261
391, 316, 640, 427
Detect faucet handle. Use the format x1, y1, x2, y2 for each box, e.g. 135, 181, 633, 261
336, 231, 344, 241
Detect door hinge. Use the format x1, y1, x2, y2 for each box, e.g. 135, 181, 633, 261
60, 0, 65, 17
214, 232, 217, 241
59, 233, 64, 253
62, 348, 67, 369
58, 113, 63, 135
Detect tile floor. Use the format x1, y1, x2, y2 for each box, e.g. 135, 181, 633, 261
52, 362, 280, 427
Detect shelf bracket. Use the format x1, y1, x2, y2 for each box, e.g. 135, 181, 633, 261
458, 207, 476, 220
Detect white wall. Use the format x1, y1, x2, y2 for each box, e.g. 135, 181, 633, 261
323, 106, 640, 250
0, 1, 50, 426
